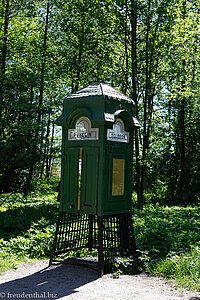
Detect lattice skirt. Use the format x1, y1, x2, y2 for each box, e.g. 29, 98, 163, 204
49, 212, 136, 276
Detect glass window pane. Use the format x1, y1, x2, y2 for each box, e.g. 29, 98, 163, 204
112, 159, 125, 196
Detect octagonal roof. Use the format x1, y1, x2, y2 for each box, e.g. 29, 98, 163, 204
66, 83, 135, 104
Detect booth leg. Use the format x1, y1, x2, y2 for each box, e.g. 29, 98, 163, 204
97, 216, 104, 276
88, 214, 94, 252
49, 212, 62, 266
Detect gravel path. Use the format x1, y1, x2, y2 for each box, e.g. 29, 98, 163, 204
0, 260, 199, 300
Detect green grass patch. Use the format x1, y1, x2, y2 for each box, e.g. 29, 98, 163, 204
0, 255, 46, 275
147, 246, 200, 291
150, 247, 200, 291
0, 177, 59, 273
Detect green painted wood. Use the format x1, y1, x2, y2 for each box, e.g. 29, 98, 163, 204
63, 148, 79, 213
81, 147, 99, 214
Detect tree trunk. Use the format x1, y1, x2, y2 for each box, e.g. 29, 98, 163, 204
41, 115, 50, 177
130, 0, 143, 209
45, 113, 51, 177
36, 0, 50, 179
74, 46, 82, 92
23, 165, 34, 197
179, 0, 186, 198
124, 0, 129, 94
140, 0, 151, 206
38, 0, 50, 124
48, 121, 55, 177
0, 0, 9, 138
179, 100, 185, 194
1, 0, 9, 74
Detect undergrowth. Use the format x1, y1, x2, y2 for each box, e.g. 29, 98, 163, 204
130, 204, 200, 291
0, 177, 59, 273
148, 246, 200, 291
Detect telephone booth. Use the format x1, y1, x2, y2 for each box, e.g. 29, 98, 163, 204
50, 83, 140, 275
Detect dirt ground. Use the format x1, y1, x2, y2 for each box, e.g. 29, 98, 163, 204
0, 260, 199, 300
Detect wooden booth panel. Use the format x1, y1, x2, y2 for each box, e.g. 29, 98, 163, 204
63, 148, 79, 213
81, 148, 99, 214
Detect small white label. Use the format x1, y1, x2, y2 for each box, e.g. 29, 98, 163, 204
68, 130, 98, 140
107, 131, 129, 142
107, 119, 129, 143
68, 117, 99, 141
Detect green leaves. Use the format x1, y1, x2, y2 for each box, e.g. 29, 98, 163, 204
0, 178, 59, 273
134, 204, 200, 260
132, 203, 200, 289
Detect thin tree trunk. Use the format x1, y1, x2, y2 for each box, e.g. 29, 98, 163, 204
48, 121, 55, 177
38, 0, 50, 124
23, 165, 34, 197
124, 0, 129, 94
45, 113, 51, 177
130, 0, 137, 104
37, 0, 50, 178
41, 116, 50, 177
179, 98, 185, 194
0, 0, 9, 139
141, 0, 151, 205
146, 56, 159, 147
1, 0, 9, 74
24, 0, 50, 192
179, 0, 186, 197
130, 0, 142, 209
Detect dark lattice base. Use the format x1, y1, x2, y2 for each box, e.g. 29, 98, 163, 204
49, 212, 136, 276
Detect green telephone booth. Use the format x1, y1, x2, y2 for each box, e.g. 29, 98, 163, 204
50, 83, 140, 275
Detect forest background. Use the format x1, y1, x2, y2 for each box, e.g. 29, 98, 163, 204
0, 0, 200, 291
0, 0, 200, 205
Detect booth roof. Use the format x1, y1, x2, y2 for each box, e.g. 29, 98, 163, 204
66, 83, 135, 104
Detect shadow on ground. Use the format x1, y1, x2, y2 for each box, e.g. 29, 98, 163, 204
0, 264, 98, 299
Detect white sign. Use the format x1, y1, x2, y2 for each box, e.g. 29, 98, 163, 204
68, 117, 99, 141
107, 119, 129, 143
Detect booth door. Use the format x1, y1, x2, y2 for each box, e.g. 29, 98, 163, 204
80, 147, 98, 214
64, 147, 98, 214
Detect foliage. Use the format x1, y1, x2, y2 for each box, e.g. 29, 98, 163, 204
0, 178, 59, 273
132, 204, 200, 291
149, 246, 200, 291
112, 203, 200, 291
112, 256, 137, 278
0, 221, 55, 258
133, 204, 200, 259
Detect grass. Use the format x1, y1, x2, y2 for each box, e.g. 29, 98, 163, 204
0, 255, 47, 274
0, 180, 200, 292
148, 246, 200, 290
0, 177, 59, 274
132, 203, 200, 292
